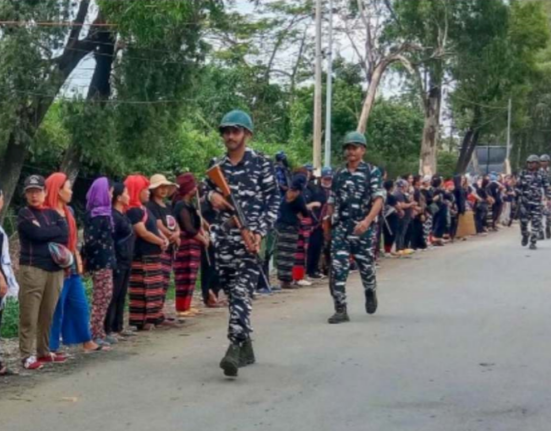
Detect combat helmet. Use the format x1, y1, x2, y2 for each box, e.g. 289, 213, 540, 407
527, 154, 540, 163
540, 154, 551, 162
219, 110, 254, 134
343, 131, 367, 147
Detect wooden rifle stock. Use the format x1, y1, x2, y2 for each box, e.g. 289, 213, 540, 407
206, 164, 271, 288
206, 164, 258, 252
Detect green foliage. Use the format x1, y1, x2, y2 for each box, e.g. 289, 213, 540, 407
0, 298, 19, 339
437, 152, 458, 179
4, 0, 551, 193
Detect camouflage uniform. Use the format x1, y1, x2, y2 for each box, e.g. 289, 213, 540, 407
540, 167, 551, 238
516, 168, 550, 246
205, 148, 279, 344
329, 162, 385, 310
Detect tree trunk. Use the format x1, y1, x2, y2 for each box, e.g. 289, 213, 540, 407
0, 132, 31, 219
61, 25, 116, 183
0, 2, 98, 218
456, 127, 481, 174
357, 62, 386, 134
419, 84, 442, 176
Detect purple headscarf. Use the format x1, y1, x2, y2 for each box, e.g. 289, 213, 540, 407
86, 177, 113, 227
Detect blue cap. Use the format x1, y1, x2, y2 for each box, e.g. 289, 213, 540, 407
321, 167, 333, 178
303, 163, 314, 172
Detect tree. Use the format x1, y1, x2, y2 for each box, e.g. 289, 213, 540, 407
0, 1, 105, 215
452, 0, 549, 173
335, 0, 416, 133
389, 0, 452, 176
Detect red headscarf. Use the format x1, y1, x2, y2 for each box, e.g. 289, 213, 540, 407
124, 175, 150, 209
45, 173, 78, 253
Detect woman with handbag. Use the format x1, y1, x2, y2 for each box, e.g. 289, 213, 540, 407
0, 186, 19, 375
125, 175, 169, 331
17, 175, 69, 370
83, 177, 117, 346
105, 183, 135, 338
46, 173, 105, 356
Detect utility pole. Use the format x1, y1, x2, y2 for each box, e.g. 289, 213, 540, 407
324, 0, 334, 168
505, 98, 512, 174
313, 0, 323, 171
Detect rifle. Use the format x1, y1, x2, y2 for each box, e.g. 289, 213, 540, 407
206, 164, 271, 289
196, 189, 211, 267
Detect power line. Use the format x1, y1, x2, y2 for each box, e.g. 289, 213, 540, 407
0, 20, 118, 28
7, 89, 230, 105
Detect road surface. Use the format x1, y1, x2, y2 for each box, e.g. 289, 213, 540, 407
1, 228, 551, 431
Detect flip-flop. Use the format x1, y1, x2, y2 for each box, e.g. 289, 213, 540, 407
83, 345, 109, 354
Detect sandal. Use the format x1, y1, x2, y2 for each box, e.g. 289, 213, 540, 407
83, 345, 109, 354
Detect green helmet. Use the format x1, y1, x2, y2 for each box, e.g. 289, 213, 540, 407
527, 154, 540, 163
343, 131, 367, 147
540, 154, 551, 162
219, 110, 254, 134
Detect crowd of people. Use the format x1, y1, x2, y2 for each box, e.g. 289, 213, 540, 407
0, 109, 542, 378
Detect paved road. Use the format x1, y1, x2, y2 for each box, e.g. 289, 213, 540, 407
2, 228, 551, 431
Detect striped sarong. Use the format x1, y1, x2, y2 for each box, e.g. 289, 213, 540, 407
129, 254, 164, 328
174, 236, 202, 312
277, 224, 299, 283
160, 250, 173, 306
293, 217, 313, 280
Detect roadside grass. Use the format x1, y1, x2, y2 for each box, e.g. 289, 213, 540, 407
1, 276, 187, 339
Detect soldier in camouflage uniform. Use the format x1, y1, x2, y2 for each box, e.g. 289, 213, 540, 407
516, 154, 551, 250
205, 110, 279, 377
326, 132, 385, 324
539, 154, 551, 239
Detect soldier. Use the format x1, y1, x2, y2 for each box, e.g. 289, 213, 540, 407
204, 110, 279, 377
327, 132, 385, 324
539, 154, 551, 239
517, 154, 550, 250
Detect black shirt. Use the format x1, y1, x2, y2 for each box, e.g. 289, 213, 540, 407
277, 195, 309, 227
127, 207, 162, 257
488, 182, 502, 204
147, 200, 174, 230
307, 180, 326, 220
113, 209, 135, 270
174, 201, 201, 238
394, 190, 412, 221
18, 207, 69, 272
83, 213, 116, 271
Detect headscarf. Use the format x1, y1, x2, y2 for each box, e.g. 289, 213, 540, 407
173, 173, 197, 203
45, 173, 78, 253
86, 177, 113, 225
124, 175, 150, 209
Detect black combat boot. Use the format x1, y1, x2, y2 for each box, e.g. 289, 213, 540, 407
239, 339, 256, 368
530, 243, 538, 250
328, 307, 350, 324
365, 288, 378, 315
522, 235, 529, 247
546, 226, 550, 239
539, 231, 545, 241
220, 344, 241, 377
